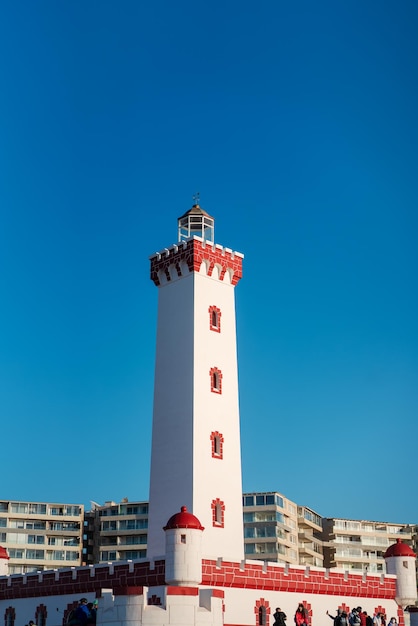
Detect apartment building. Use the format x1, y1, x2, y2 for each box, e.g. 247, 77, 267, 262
0, 499, 83, 574
407, 524, 418, 582
242, 491, 302, 564
2, 498, 414, 575
297, 505, 324, 567
322, 518, 413, 573
83, 499, 148, 564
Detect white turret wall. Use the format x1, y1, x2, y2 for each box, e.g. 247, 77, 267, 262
385, 555, 417, 607
165, 527, 203, 585
0, 556, 8, 576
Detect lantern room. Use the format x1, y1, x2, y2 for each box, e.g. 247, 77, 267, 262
178, 203, 215, 243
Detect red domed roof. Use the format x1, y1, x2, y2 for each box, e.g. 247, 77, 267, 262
163, 506, 204, 531
384, 538, 416, 558
0, 546, 9, 560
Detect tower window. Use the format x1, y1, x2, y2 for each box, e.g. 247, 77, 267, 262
211, 498, 225, 528
210, 431, 224, 459
209, 305, 221, 332
210, 367, 222, 394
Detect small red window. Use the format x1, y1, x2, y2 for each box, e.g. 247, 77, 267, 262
210, 367, 222, 394
211, 498, 225, 527
209, 305, 221, 332
210, 431, 224, 459
254, 600, 270, 626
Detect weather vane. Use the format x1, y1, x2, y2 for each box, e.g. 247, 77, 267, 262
192, 192, 200, 206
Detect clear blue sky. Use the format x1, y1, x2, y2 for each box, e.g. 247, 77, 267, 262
1, 1, 417, 524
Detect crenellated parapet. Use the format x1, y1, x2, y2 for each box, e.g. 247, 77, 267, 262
0, 559, 165, 600
0, 557, 397, 601
201, 558, 397, 598
150, 237, 244, 287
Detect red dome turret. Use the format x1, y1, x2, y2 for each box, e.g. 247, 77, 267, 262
163, 506, 204, 531
384, 538, 416, 558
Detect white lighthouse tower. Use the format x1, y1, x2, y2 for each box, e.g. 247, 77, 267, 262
147, 202, 244, 562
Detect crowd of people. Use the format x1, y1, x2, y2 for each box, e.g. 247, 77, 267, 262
326, 606, 397, 626
272, 604, 398, 626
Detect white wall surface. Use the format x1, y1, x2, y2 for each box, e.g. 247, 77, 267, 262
222, 587, 400, 626
147, 272, 195, 558
147, 258, 244, 562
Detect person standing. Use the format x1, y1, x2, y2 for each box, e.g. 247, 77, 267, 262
357, 607, 367, 626
364, 611, 373, 626
350, 608, 361, 626
295, 604, 309, 626
373, 613, 382, 626
274, 608, 287, 626
327, 609, 348, 626
74, 599, 91, 626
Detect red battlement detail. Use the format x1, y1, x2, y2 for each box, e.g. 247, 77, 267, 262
150, 238, 243, 286
201, 559, 397, 599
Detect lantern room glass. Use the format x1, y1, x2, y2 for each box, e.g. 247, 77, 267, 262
178, 213, 214, 243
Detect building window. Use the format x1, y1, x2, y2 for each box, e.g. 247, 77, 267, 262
5, 607, 16, 626
211, 499, 225, 528
181, 535, 186, 544
100, 550, 117, 561
210, 431, 224, 459
36, 604, 47, 626
124, 550, 146, 559
28, 535, 45, 545
8, 549, 24, 559
27, 549, 45, 560
259, 607, 267, 626
255, 599, 270, 626
209, 306, 221, 332
210, 367, 222, 394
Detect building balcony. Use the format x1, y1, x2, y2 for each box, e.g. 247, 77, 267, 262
298, 519, 322, 533
47, 528, 80, 535
299, 543, 323, 557
298, 531, 321, 542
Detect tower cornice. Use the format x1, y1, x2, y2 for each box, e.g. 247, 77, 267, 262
150, 237, 243, 287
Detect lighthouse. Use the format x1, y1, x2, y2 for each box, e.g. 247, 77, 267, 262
147, 202, 244, 561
